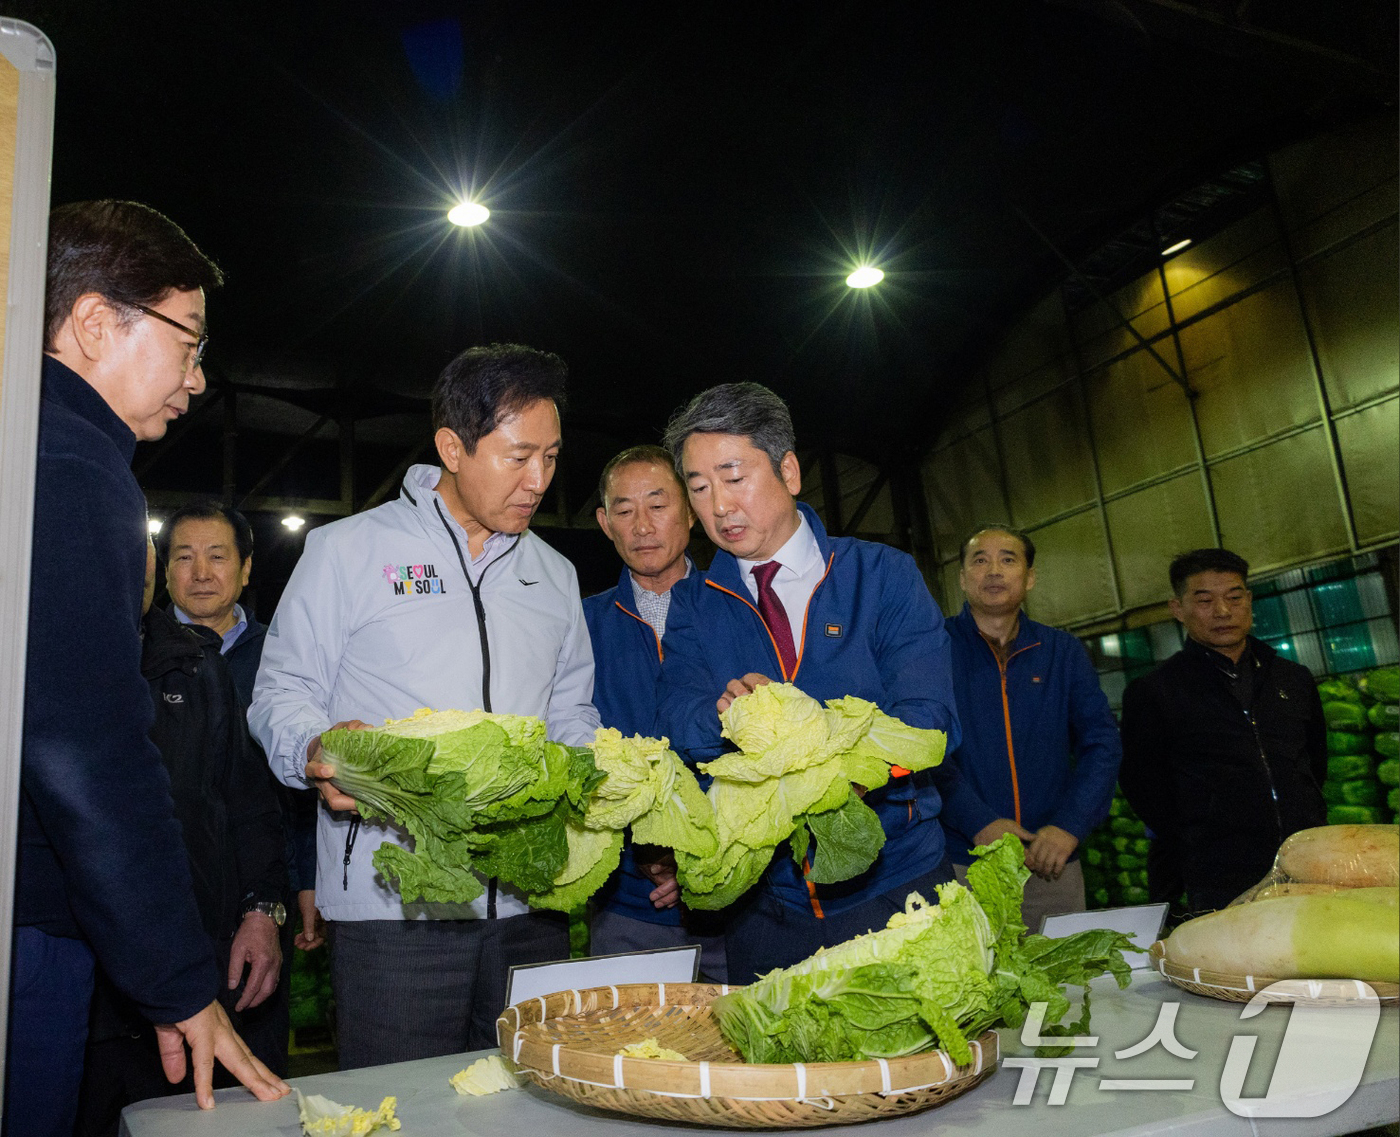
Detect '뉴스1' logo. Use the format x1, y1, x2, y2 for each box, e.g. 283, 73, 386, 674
383, 563, 447, 597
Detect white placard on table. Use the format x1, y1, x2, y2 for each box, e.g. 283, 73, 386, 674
1040, 903, 1169, 967
505, 944, 701, 1007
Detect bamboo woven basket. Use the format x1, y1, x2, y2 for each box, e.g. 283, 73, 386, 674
497, 982, 998, 1128
1148, 941, 1400, 1006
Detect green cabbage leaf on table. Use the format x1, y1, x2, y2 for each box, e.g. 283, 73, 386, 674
711, 834, 1138, 1066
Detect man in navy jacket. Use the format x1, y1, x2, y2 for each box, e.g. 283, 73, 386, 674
583, 446, 725, 978
942, 526, 1121, 932
12, 201, 286, 1135
656, 383, 974, 983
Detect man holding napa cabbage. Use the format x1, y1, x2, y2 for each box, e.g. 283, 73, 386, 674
249, 344, 601, 1068
655, 383, 988, 983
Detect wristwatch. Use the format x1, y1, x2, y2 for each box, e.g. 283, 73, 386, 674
241, 899, 287, 927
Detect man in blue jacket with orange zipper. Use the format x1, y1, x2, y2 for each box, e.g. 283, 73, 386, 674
942, 526, 1121, 932
655, 383, 978, 983
583, 445, 725, 979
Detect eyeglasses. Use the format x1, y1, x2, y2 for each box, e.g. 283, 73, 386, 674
130, 303, 209, 369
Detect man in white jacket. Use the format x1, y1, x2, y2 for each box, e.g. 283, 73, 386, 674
249, 343, 601, 1067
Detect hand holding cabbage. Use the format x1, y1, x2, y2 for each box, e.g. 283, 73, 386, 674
317, 711, 716, 911
677, 682, 949, 909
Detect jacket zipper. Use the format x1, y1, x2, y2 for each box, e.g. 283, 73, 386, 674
341, 500, 521, 913
977, 634, 1040, 825
1245, 709, 1283, 844
615, 601, 663, 664
1222, 652, 1284, 846
436, 500, 521, 918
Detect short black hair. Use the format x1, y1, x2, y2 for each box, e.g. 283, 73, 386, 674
961, 524, 1036, 568
431, 343, 568, 455
597, 445, 683, 505
160, 499, 254, 565
45, 200, 223, 351
1169, 548, 1250, 596
662, 383, 795, 478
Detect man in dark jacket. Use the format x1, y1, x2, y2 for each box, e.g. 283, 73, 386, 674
583, 445, 725, 979
1119, 548, 1327, 914
76, 542, 288, 1136
11, 200, 286, 1135
163, 499, 322, 1071
943, 526, 1121, 932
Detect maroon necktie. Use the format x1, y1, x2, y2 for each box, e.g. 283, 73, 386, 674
751, 560, 797, 677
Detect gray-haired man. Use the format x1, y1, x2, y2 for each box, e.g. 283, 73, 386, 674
654, 382, 981, 983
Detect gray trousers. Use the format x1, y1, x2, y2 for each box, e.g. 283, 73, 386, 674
953, 859, 1085, 934
589, 909, 729, 983
329, 913, 569, 1069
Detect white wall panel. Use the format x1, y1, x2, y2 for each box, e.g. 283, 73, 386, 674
1022, 510, 1115, 627
1335, 397, 1400, 545
1105, 473, 1215, 609
1299, 224, 1400, 412
1085, 351, 1197, 495
1210, 426, 1350, 574
1164, 211, 1288, 323
1180, 282, 1319, 457
923, 426, 1008, 563
998, 385, 1096, 526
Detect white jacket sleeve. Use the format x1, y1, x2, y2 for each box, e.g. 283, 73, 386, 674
545, 588, 603, 747
249, 527, 346, 787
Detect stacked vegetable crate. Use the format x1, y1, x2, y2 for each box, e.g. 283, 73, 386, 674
1319, 665, 1399, 826
1081, 793, 1150, 909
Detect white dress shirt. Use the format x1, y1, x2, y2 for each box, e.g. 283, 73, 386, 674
736, 511, 827, 644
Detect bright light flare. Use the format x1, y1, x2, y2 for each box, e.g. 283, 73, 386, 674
282, 515, 306, 532
147, 517, 163, 535
1161, 238, 1191, 256
846, 265, 884, 289
448, 201, 490, 227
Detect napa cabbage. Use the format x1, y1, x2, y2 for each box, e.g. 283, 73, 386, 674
711, 835, 1137, 1066
677, 683, 947, 909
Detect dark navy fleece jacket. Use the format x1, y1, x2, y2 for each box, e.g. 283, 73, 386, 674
19, 356, 215, 1022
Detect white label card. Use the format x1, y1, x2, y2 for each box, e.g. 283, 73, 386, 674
1040, 903, 1169, 967
505, 944, 701, 1007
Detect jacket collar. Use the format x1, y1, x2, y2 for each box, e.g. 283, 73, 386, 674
401, 462, 527, 562
141, 605, 208, 678
703, 500, 832, 591
42, 355, 137, 462
613, 556, 694, 616
1183, 633, 1268, 674
952, 602, 1041, 653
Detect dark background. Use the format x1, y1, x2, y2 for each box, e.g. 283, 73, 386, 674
6, 0, 1394, 609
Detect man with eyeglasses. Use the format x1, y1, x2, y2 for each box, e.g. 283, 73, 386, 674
12, 200, 288, 1136
1119, 548, 1327, 915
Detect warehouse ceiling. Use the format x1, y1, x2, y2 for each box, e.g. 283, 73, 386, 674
6, 0, 1396, 507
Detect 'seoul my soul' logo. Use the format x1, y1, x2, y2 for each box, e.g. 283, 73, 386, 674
383, 563, 447, 597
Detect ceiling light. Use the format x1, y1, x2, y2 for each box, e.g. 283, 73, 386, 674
448, 201, 490, 227
282, 515, 306, 532
846, 266, 884, 289
1161, 238, 1191, 257
147, 517, 162, 534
